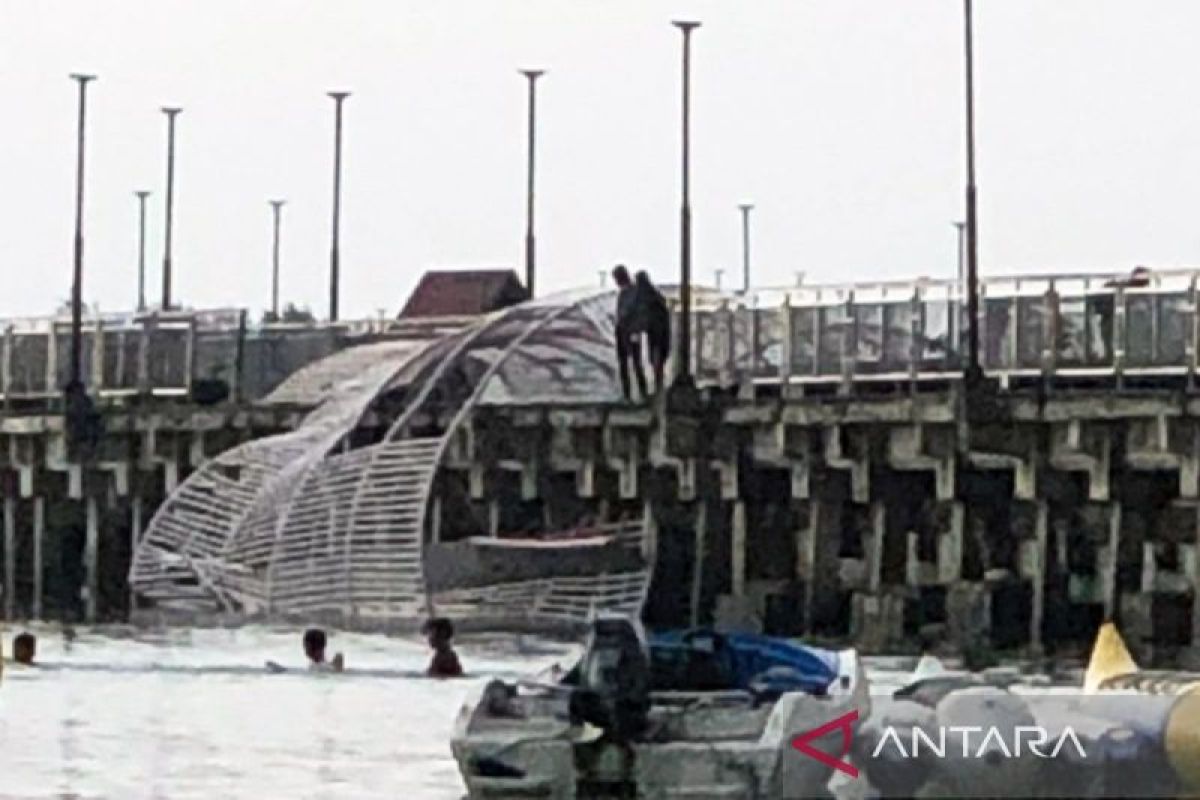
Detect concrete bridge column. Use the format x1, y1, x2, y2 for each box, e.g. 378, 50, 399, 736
85, 494, 99, 623
32, 495, 44, 620
3, 494, 13, 620
730, 500, 746, 599
690, 501, 707, 628
1019, 499, 1049, 653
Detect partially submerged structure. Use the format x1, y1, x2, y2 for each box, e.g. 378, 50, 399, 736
129, 290, 651, 629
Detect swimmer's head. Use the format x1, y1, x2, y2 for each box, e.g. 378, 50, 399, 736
422, 617, 455, 649
303, 628, 327, 663
13, 632, 36, 665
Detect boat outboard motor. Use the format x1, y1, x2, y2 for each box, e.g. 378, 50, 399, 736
570, 615, 651, 741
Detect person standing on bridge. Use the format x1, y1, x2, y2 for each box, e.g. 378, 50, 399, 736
633, 271, 671, 397
612, 265, 649, 402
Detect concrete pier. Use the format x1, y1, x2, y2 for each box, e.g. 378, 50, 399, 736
9, 271, 1200, 667
442, 387, 1200, 662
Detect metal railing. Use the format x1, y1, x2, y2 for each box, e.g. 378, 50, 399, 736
0, 309, 344, 404
675, 268, 1200, 389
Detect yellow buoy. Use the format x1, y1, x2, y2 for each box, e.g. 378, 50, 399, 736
1083, 621, 1138, 692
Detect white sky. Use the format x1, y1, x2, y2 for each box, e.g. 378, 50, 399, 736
2, 0, 1198, 319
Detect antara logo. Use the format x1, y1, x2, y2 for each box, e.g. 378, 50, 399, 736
790, 709, 860, 778
871, 726, 1088, 760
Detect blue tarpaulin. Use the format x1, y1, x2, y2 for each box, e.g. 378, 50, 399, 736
647, 629, 839, 696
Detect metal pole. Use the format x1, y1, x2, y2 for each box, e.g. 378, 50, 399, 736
328, 91, 350, 322
963, 0, 980, 378
269, 199, 286, 318
714, 268, 724, 291
161, 107, 182, 310
739, 202, 753, 293
69, 73, 96, 394
135, 190, 150, 311
673, 20, 701, 387
520, 69, 544, 298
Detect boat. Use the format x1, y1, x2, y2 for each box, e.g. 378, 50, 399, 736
451, 615, 869, 799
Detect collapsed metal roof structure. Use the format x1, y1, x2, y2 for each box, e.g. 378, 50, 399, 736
128, 289, 651, 628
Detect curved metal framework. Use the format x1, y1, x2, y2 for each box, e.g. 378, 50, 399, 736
129, 289, 650, 628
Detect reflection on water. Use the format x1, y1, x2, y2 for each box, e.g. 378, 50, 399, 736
0, 625, 575, 800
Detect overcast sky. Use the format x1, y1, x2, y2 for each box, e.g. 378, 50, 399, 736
1, 0, 1197, 319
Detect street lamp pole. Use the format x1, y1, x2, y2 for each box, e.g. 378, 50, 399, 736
963, 0, 981, 379
738, 202, 753, 293
160, 106, 182, 310
328, 91, 350, 322
673, 20, 701, 387
135, 190, 151, 311
269, 199, 286, 318
68, 73, 96, 395
520, 69, 544, 298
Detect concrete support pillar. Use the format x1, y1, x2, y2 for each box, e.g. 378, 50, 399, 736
866, 501, 885, 593
32, 496, 44, 620
906, 531, 920, 587
642, 499, 657, 565
795, 503, 816, 585
1141, 541, 1157, 594
488, 498, 500, 537
690, 502, 707, 628
3, 496, 14, 620
938, 501, 965, 584
85, 495, 99, 623
1100, 502, 1122, 619
1023, 499, 1048, 652
128, 494, 142, 613
731, 500, 747, 598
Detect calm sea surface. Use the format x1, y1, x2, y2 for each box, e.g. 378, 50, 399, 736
0, 624, 577, 800
0, 625, 922, 800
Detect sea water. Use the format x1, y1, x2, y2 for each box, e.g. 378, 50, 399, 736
0, 624, 575, 800
0, 625, 920, 800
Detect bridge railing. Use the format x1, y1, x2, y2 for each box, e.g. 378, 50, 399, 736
0, 309, 344, 404
678, 268, 1200, 389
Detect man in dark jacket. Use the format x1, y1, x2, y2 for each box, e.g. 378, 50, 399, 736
612, 264, 648, 402
633, 271, 671, 396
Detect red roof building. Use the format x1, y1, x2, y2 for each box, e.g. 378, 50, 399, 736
399, 270, 530, 319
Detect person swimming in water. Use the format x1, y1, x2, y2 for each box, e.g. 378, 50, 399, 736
12, 632, 36, 665
422, 617, 463, 678
303, 628, 344, 673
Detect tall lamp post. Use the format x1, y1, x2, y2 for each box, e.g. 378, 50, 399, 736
327, 90, 350, 322
68, 73, 96, 399
738, 202, 754, 293
963, 0, 981, 379
135, 190, 151, 311
520, 69, 544, 297
269, 199, 286, 319
673, 20, 701, 388
160, 107, 182, 310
